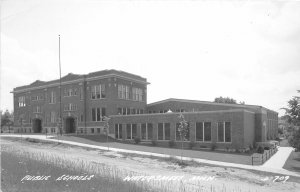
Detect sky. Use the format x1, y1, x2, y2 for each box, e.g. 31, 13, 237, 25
1, 0, 300, 116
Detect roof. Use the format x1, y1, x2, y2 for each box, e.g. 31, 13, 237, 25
147, 98, 278, 114
12, 69, 149, 93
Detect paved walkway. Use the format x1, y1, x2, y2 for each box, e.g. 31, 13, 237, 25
1, 134, 299, 177
262, 147, 294, 168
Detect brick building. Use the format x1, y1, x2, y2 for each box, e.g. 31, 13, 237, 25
12, 69, 278, 150
12, 69, 148, 134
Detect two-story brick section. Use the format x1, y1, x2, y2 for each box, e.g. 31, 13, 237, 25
12, 69, 148, 135
12, 69, 278, 150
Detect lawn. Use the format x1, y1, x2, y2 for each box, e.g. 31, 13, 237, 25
50, 135, 253, 165
283, 151, 300, 173
1, 148, 156, 192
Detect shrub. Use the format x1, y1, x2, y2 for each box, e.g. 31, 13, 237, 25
189, 141, 195, 149
257, 146, 264, 154
134, 137, 141, 144
235, 148, 240, 153
151, 140, 157, 146
168, 140, 175, 148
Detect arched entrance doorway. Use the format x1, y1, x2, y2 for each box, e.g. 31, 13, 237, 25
32, 118, 42, 133
65, 117, 76, 133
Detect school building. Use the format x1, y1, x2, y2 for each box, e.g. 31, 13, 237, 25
12, 69, 278, 150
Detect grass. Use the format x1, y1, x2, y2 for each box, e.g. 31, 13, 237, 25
2, 137, 299, 192
283, 151, 300, 173
1, 147, 157, 192
50, 135, 253, 165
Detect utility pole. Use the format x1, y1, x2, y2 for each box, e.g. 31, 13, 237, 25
59, 35, 62, 136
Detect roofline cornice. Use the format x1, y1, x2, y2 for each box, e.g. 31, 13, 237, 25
11, 74, 149, 94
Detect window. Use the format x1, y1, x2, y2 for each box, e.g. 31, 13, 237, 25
141, 123, 146, 140
49, 91, 56, 104
64, 104, 77, 111
132, 87, 143, 101
97, 128, 101, 133
50, 112, 56, 123
217, 122, 224, 142
158, 123, 164, 140
91, 128, 94, 133
115, 124, 122, 139
118, 84, 129, 99
218, 122, 231, 142
157, 123, 171, 141
79, 87, 83, 100
117, 108, 122, 115
64, 88, 77, 97
196, 122, 203, 141
91, 84, 106, 99
204, 122, 211, 141
132, 124, 137, 139
33, 106, 41, 113
164, 123, 170, 140
32, 95, 38, 101
147, 123, 153, 140
91, 107, 106, 122
18, 96, 26, 107
126, 124, 131, 139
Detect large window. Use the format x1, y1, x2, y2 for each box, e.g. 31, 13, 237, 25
49, 91, 56, 104
18, 96, 26, 107
164, 123, 170, 140
91, 84, 105, 99
126, 124, 131, 139
132, 88, 143, 101
132, 124, 137, 139
196, 122, 203, 141
118, 84, 129, 99
33, 106, 41, 113
158, 123, 164, 140
115, 124, 122, 139
147, 123, 153, 140
141, 123, 153, 140
91, 107, 106, 121
50, 111, 56, 123
64, 103, 77, 111
79, 87, 83, 100
141, 123, 147, 140
204, 122, 211, 141
158, 123, 170, 140
218, 122, 231, 142
64, 88, 76, 97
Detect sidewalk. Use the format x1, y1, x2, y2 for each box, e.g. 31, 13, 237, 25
262, 147, 294, 169
1, 134, 299, 177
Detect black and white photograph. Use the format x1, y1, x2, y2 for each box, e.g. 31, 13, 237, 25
0, 0, 300, 191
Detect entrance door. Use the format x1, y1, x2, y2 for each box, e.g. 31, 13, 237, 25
32, 119, 42, 133
65, 117, 76, 133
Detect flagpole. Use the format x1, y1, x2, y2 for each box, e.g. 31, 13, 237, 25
59, 35, 62, 136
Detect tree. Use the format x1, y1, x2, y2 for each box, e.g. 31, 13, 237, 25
1, 110, 14, 133
214, 96, 237, 104
288, 128, 300, 151
103, 116, 110, 150
282, 90, 300, 150
178, 113, 189, 163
